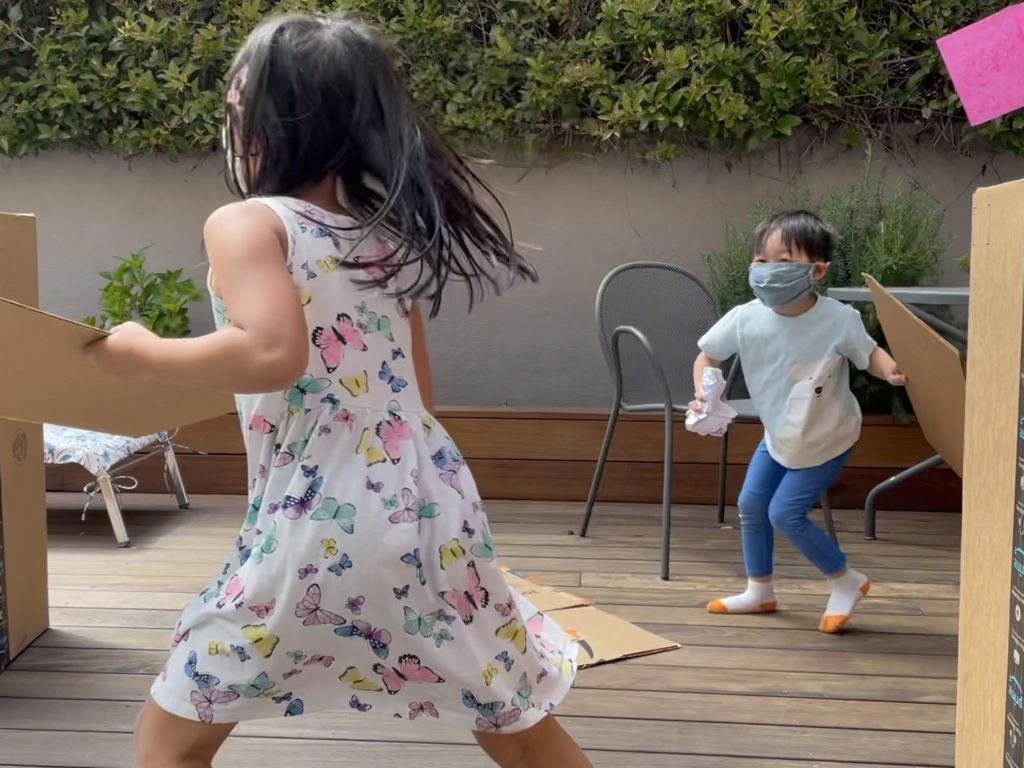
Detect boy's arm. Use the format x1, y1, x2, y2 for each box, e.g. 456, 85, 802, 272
693, 307, 741, 410
867, 346, 906, 386
838, 305, 904, 386
692, 351, 721, 407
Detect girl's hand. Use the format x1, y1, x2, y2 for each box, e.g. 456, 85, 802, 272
86, 322, 157, 380
688, 396, 705, 415
887, 367, 906, 387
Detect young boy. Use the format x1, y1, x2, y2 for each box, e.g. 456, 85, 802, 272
692, 210, 905, 633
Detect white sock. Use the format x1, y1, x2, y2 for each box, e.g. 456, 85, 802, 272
820, 568, 871, 633
707, 579, 776, 614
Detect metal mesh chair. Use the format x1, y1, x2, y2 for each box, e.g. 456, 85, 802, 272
579, 262, 720, 580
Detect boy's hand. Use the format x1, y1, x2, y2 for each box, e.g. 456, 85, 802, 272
868, 347, 906, 387
887, 367, 906, 387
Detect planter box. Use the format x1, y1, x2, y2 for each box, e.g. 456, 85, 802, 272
45, 407, 959, 512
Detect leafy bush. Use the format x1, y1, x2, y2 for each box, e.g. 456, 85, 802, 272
704, 151, 948, 417
1, 1, 1022, 159
83, 248, 204, 338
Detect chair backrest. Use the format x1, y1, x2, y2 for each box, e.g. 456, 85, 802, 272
596, 262, 720, 408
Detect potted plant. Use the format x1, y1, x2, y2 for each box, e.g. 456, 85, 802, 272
83, 247, 203, 338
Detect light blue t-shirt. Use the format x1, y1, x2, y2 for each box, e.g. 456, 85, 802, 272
699, 296, 877, 469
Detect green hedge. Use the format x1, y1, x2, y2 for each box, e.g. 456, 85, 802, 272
2, 0, 1022, 159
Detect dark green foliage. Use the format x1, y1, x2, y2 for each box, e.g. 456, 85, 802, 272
1, 1, 1021, 159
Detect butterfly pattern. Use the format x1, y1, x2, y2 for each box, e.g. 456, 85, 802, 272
153, 196, 577, 730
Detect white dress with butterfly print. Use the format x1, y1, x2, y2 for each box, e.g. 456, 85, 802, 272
149, 197, 578, 732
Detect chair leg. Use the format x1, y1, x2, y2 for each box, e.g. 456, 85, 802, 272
163, 444, 190, 509
820, 491, 838, 546
98, 474, 130, 547
716, 428, 729, 524
863, 454, 944, 540
660, 405, 674, 581
580, 406, 621, 538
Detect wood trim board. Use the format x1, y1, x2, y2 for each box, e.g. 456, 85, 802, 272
46, 408, 961, 512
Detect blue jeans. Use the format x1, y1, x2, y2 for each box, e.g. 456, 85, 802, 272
738, 440, 850, 578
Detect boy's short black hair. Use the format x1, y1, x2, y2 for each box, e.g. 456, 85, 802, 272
752, 209, 838, 263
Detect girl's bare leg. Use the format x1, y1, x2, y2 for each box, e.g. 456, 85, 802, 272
475, 715, 591, 768
135, 699, 235, 768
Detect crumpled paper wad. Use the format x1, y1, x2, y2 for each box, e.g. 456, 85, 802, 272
685, 367, 737, 437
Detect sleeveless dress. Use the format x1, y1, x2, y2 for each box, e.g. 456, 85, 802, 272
149, 197, 578, 731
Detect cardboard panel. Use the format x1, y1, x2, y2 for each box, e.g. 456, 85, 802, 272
0, 421, 47, 665
0, 298, 235, 437
958, 178, 1024, 767
866, 276, 965, 476
0, 213, 48, 668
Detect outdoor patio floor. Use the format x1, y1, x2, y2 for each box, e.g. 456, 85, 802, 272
0, 495, 959, 767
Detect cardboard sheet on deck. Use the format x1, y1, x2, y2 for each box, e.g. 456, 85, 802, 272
502, 569, 593, 612
866, 275, 965, 476
0, 297, 235, 437
550, 606, 680, 668
502, 569, 679, 668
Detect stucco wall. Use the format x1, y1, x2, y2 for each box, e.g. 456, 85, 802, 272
0, 142, 1015, 406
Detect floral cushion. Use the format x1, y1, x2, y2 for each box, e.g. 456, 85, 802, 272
42, 424, 164, 477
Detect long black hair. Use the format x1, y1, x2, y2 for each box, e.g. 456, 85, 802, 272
223, 13, 537, 316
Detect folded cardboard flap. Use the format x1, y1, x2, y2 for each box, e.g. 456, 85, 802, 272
865, 275, 966, 476
502, 569, 679, 668
502, 570, 593, 612
549, 605, 680, 668
0, 296, 235, 436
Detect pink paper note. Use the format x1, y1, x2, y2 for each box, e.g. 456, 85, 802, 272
937, 4, 1024, 126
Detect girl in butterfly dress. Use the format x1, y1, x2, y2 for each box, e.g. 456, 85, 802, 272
88, 12, 590, 768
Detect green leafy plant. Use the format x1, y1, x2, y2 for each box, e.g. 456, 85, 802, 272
83, 247, 203, 338
0, 1, 1021, 160
704, 150, 948, 418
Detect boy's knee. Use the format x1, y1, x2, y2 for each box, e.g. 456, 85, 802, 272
737, 488, 770, 520
767, 498, 807, 532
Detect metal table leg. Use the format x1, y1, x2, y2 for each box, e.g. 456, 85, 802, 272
863, 454, 945, 540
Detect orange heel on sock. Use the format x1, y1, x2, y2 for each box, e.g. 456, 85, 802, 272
707, 598, 777, 615
818, 579, 871, 634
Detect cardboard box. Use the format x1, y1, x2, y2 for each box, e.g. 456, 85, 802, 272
0, 210, 234, 671
0, 213, 49, 669
958, 178, 1024, 766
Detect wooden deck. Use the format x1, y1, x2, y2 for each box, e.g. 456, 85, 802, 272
0, 495, 959, 767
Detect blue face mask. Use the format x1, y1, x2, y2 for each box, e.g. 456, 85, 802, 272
748, 262, 816, 308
